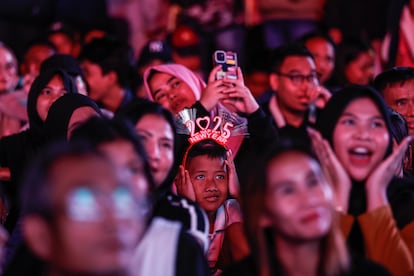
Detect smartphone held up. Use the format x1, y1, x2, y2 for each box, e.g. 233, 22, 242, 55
213, 50, 238, 80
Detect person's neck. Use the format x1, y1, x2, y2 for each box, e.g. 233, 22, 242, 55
101, 85, 126, 113
278, 104, 305, 128
275, 237, 320, 276
207, 211, 217, 234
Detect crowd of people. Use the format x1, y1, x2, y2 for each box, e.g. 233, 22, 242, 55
0, 0, 413, 275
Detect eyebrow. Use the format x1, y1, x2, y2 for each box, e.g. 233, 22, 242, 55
192, 170, 207, 174
285, 69, 317, 74
137, 129, 173, 140
160, 137, 174, 142
269, 180, 294, 190
341, 112, 384, 120
167, 76, 177, 84
152, 76, 176, 98
137, 129, 153, 136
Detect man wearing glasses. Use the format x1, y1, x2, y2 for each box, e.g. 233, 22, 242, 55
262, 44, 324, 129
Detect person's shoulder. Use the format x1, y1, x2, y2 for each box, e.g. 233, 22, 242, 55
388, 176, 414, 201
387, 176, 414, 229
176, 230, 210, 276
154, 193, 209, 250
157, 193, 208, 229
257, 89, 274, 106
222, 255, 257, 276
0, 129, 31, 151
347, 256, 391, 276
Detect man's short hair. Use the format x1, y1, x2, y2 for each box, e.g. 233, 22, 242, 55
374, 67, 414, 93
20, 141, 104, 220
185, 139, 227, 167
79, 37, 135, 88
269, 43, 314, 73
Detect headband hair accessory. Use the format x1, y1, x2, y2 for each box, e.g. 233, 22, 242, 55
176, 108, 248, 147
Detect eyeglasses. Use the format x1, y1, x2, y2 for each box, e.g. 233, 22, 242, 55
65, 186, 149, 222
276, 72, 318, 86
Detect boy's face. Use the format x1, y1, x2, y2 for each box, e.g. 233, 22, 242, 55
81, 60, 110, 101
187, 156, 228, 215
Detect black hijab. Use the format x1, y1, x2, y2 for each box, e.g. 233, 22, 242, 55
27, 69, 78, 136
316, 85, 394, 216
316, 85, 414, 256
43, 93, 102, 142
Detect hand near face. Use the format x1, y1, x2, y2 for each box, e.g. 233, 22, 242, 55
365, 135, 414, 211
199, 66, 227, 112
308, 127, 351, 213
175, 165, 196, 202
309, 85, 332, 109
220, 67, 260, 115
225, 150, 240, 200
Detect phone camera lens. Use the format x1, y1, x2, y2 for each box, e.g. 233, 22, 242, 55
217, 52, 225, 62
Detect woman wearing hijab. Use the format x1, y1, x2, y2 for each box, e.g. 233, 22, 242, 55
1, 69, 79, 275
43, 93, 102, 143
0, 69, 78, 232
2, 94, 101, 275
143, 63, 278, 172
312, 85, 414, 275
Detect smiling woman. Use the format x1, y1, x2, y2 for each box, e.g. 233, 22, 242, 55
224, 136, 390, 276
315, 85, 414, 275
143, 63, 204, 115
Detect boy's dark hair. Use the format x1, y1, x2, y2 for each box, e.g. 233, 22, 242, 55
79, 36, 135, 88
185, 139, 227, 167
373, 67, 414, 93
20, 141, 104, 220
70, 116, 156, 193
269, 43, 314, 73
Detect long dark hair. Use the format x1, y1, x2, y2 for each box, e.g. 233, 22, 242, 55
241, 137, 349, 276
316, 85, 393, 160
116, 99, 179, 196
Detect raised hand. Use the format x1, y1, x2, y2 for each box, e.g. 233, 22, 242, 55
174, 165, 196, 201
220, 67, 259, 115
365, 135, 414, 211
309, 84, 332, 109
225, 149, 240, 200
308, 127, 351, 213
199, 65, 227, 112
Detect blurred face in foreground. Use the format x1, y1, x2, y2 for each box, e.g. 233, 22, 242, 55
264, 151, 332, 241
25, 154, 146, 275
